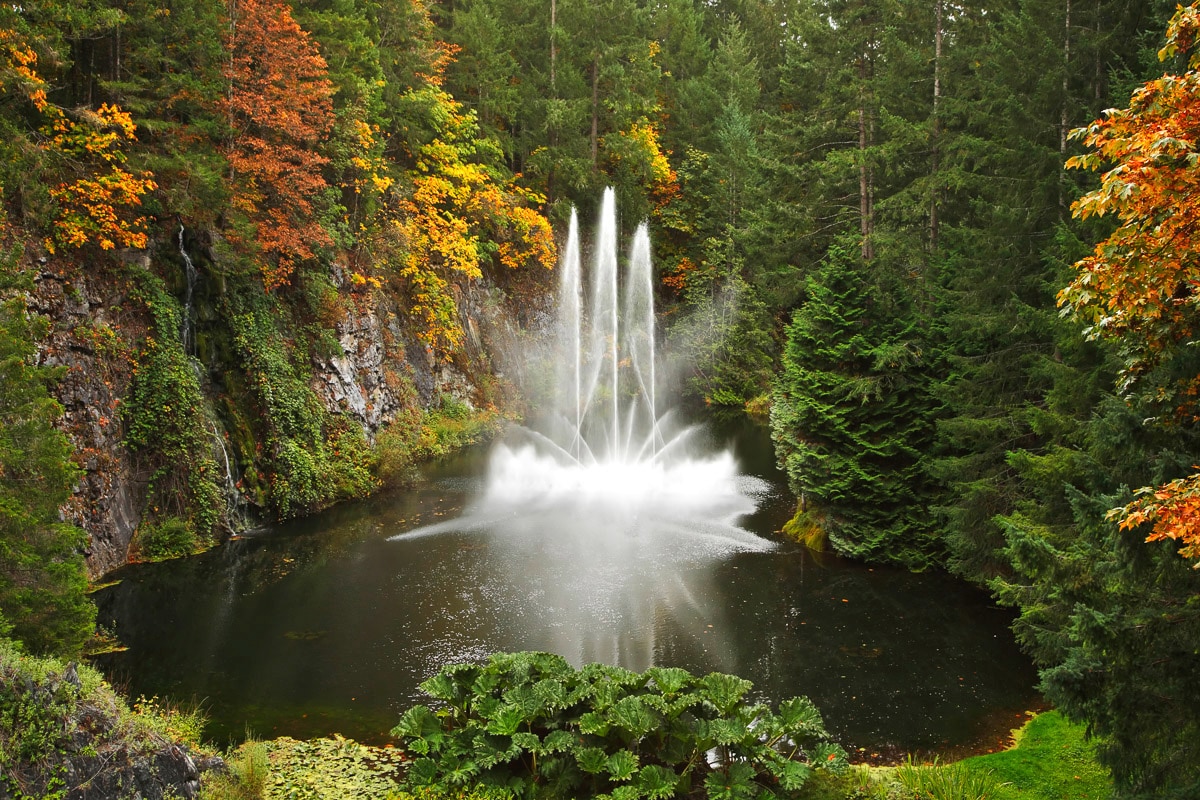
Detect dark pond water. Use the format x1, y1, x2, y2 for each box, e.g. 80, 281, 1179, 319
92, 416, 1040, 760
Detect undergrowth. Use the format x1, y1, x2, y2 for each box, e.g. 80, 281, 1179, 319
374, 395, 501, 485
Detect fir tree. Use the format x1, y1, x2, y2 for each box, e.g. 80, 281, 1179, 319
771, 242, 938, 568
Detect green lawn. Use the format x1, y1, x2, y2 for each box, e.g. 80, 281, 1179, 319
959, 712, 1110, 800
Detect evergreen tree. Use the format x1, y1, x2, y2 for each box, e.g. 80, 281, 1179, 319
0, 258, 95, 657
995, 392, 1200, 798
771, 242, 938, 568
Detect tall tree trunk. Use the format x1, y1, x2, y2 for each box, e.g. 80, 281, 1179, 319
550, 0, 557, 93
1094, 0, 1102, 101
1060, 0, 1071, 214
858, 57, 873, 262
591, 57, 600, 164
930, 0, 942, 250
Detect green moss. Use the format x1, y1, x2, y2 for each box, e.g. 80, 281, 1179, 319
782, 504, 829, 551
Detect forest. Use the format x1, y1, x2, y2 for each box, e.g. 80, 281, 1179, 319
2, 0, 1200, 797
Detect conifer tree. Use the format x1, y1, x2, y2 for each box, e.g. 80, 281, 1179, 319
771, 242, 938, 568
0, 262, 94, 656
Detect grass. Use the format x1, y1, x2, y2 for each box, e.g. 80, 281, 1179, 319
798, 711, 1109, 799
957, 712, 1110, 800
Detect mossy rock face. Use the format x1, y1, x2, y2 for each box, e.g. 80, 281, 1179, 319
0, 639, 221, 800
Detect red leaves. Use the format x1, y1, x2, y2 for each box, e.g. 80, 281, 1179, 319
1065, 4, 1200, 564
222, 0, 336, 290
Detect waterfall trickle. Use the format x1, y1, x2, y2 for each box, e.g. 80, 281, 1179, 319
178, 225, 198, 357
176, 224, 250, 532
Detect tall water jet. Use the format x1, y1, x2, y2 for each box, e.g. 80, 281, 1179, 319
390, 191, 773, 668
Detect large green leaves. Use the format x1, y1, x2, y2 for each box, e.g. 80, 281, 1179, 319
393, 652, 843, 799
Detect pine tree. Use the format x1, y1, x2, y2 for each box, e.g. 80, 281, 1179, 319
0, 262, 94, 657
771, 242, 938, 568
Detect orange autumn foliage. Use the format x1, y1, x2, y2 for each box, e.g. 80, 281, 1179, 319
223, 0, 336, 290
2, 30, 156, 253
1062, 3, 1200, 565
43, 105, 158, 253
662, 257, 698, 293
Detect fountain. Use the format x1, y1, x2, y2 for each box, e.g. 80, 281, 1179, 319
388, 189, 773, 667
390, 189, 772, 555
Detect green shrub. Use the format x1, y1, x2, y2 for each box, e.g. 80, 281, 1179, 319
392, 652, 848, 800
133, 516, 198, 562
0, 645, 80, 771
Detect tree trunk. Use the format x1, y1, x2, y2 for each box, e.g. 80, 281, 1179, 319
1060, 0, 1071, 214
930, 0, 942, 250
858, 58, 873, 261
591, 57, 600, 164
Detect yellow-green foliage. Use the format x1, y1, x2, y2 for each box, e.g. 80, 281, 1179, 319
744, 393, 771, 420
782, 504, 828, 551
374, 397, 500, 486
200, 740, 269, 800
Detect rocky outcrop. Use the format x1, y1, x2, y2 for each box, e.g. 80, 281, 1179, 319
0, 644, 223, 800
312, 265, 555, 442
24, 237, 554, 580
29, 258, 149, 579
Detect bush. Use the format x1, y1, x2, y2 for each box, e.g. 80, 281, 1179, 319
133, 516, 198, 562
392, 652, 848, 800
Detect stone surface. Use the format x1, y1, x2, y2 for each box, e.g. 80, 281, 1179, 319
30, 263, 148, 579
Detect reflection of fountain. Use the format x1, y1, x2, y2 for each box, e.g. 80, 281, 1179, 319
390, 189, 773, 669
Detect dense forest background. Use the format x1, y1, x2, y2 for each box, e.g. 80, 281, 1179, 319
3, 0, 1200, 796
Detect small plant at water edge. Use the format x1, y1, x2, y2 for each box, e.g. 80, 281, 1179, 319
392, 651, 849, 800
894, 757, 1007, 800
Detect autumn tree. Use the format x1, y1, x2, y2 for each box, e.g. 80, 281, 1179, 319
223, 0, 337, 290
1061, 2, 1200, 565
1, 25, 156, 255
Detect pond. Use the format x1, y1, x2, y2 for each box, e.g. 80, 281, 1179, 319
92, 415, 1040, 761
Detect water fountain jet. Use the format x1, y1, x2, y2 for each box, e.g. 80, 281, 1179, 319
391, 189, 772, 553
